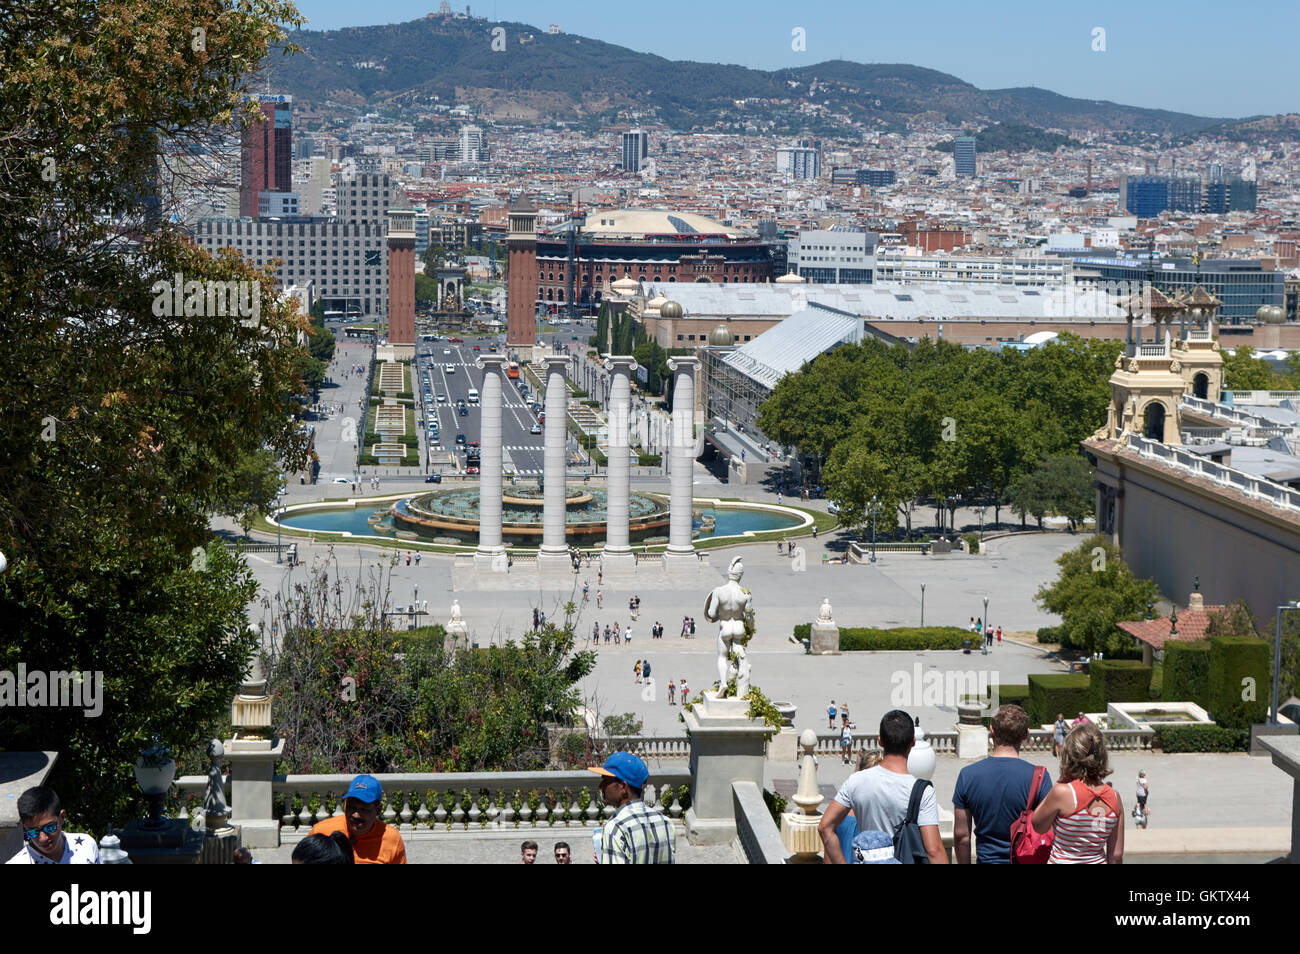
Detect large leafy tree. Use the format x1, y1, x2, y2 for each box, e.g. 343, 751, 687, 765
1221, 345, 1277, 391
1036, 536, 1162, 655
0, 0, 306, 831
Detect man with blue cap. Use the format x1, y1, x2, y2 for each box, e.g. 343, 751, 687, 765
308, 774, 407, 864
589, 752, 675, 864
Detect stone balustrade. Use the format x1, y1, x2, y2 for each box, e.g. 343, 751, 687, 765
733, 781, 787, 864
174, 767, 690, 834
1128, 434, 1300, 512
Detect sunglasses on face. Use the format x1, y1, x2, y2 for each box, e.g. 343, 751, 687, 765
24, 822, 60, 840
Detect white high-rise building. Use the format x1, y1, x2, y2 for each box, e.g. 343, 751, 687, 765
776, 146, 819, 180
459, 124, 486, 162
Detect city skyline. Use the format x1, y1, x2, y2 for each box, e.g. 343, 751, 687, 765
286, 0, 1299, 119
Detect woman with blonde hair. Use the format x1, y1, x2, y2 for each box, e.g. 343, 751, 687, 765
1031, 721, 1124, 864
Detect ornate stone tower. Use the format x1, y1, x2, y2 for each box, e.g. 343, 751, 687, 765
1096, 284, 1189, 444
506, 194, 539, 363
1174, 285, 1225, 402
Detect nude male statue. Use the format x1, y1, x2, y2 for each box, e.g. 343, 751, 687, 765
704, 556, 753, 696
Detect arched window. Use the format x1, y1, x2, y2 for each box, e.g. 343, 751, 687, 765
1142, 402, 1166, 441
1193, 372, 1209, 400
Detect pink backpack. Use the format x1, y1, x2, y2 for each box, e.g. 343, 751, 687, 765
1009, 765, 1053, 864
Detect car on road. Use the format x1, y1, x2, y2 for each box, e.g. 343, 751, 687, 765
437, 393, 447, 403
424, 473, 442, 483
473, 344, 481, 351
449, 337, 464, 343
827, 500, 841, 515
459, 405, 469, 416
538, 412, 545, 423
331, 476, 351, 484
445, 364, 455, 373
530, 423, 542, 434
455, 434, 467, 445
443, 349, 451, 355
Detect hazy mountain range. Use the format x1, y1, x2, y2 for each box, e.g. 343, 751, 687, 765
266, 16, 1281, 138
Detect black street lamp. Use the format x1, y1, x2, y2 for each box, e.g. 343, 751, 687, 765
867, 495, 882, 563
920, 582, 926, 627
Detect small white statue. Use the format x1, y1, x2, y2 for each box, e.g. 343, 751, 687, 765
704, 557, 753, 696
203, 739, 228, 828
817, 597, 834, 624
449, 599, 463, 623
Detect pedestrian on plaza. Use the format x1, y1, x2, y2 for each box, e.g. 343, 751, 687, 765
975, 617, 983, 637
588, 753, 675, 864
1134, 771, 1149, 822
777, 539, 783, 555
598, 569, 603, 585
777, 491, 782, 505
604, 624, 611, 644
840, 702, 850, 726
679, 678, 689, 702
7, 787, 100, 864
414, 552, 421, 567
818, 710, 948, 865
613, 622, 621, 644
520, 840, 538, 864
828, 700, 838, 729
689, 618, 696, 638
641, 659, 650, 684
634, 594, 641, 616
634, 660, 642, 684
1053, 713, 1068, 757
592, 622, 600, 643
812, 525, 818, 540
681, 617, 689, 639
953, 704, 1053, 864
583, 580, 590, 602
668, 680, 676, 705
969, 617, 976, 633
1032, 722, 1123, 864
629, 596, 636, 619
625, 625, 633, 646
532, 607, 540, 631
1073, 711, 1090, 726
996, 626, 1002, 646
840, 720, 854, 764
596, 590, 603, 609
553, 842, 572, 864
308, 774, 407, 864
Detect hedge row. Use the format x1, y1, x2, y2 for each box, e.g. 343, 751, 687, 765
1208, 635, 1270, 730
1027, 673, 1093, 725
638, 454, 662, 467
1162, 640, 1211, 706
1154, 724, 1249, 753
1089, 659, 1152, 710
790, 624, 971, 651
996, 684, 1030, 712
1037, 626, 1063, 644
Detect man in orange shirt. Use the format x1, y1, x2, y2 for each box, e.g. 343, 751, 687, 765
308, 774, 407, 864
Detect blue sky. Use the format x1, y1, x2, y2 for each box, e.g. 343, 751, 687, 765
287, 0, 1297, 119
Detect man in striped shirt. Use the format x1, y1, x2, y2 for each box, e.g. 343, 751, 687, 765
589, 752, 676, 864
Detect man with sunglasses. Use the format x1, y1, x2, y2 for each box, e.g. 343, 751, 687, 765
553, 842, 572, 864
7, 786, 101, 864
588, 752, 675, 864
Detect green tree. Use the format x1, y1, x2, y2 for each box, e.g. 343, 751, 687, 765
822, 439, 901, 534
1035, 537, 1162, 654
414, 272, 438, 308
1221, 345, 1277, 391
0, 0, 307, 833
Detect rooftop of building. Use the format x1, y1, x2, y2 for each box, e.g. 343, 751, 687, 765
544, 208, 748, 240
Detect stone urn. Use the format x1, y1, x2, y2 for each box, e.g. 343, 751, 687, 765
134, 756, 176, 795
773, 702, 797, 727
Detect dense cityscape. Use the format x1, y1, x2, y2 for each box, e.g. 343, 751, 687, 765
2, 0, 1298, 910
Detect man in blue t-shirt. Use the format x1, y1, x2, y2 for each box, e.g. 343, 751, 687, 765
952, 704, 1051, 864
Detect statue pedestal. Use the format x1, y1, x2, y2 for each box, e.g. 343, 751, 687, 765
444, 621, 469, 653
810, 620, 840, 655
535, 549, 574, 575
200, 824, 241, 865
767, 726, 798, 762
683, 696, 772, 845
780, 812, 823, 863
663, 549, 700, 573
473, 550, 508, 572
224, 738, 284, 848
113, 819, 203, 864
956, 724, 989, 760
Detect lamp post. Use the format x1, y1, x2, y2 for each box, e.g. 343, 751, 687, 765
1274, 602, 1300, 724
975, 505, 987, 542
920, 582, 926, 628
982, 594, 989, 633
274, 488, 286, 563
867, 495, 881, 563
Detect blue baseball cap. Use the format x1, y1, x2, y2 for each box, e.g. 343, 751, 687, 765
343, 774, 383, 804
588, 752, 649, 789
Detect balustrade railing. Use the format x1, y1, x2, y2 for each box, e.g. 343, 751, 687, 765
1127, 435, 1300, 512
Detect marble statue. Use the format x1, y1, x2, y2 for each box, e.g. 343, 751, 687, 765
817, 597, 834, 624
203, 738, 228, 827
704, 556, 753, 696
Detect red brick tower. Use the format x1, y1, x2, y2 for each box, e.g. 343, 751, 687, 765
387, 207, 416, 360
506, 194, 538, 362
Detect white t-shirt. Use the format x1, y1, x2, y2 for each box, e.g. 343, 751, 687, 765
834, 765, 939, 835
7, 833, 101, 865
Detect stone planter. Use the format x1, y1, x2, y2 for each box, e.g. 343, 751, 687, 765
773, 702, 797, 727
133, 758, 176, 796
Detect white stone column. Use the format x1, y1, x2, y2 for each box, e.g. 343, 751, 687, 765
475, 354, 508, 570
665, 356, 699, 567
602, 356, 638, 570
538, 355, 571, 569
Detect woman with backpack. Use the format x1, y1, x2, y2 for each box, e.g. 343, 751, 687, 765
1031, 722, 1124, 864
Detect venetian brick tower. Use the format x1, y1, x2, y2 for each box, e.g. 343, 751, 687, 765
506, 194, 539, 363
386, 207, 416, 361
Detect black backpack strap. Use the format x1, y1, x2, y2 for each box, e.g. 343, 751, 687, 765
906, 779, 931, 825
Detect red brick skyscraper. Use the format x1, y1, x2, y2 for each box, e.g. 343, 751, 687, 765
387, 208, 416, 359
239, 94, 292, 218
506, 194, 538, 362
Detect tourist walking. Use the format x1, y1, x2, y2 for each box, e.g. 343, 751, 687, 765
641, 659, 650, 684
414, 552, 421, 567
679, 678, 689, 702
592, 622, 600, 643
583, 580, 590, 602
840, 702, 850, 726
629, 596, 636, 619
668, 680, 676, 705
596, 590, 603, 609
840, 721, 854, 764
817, 711, 948, 864
1032, 722, 1123, 864
624, 625, 632, 646
952, 705, 1053, 864
588, 753, 675, 864
613, 622, 621, 644
996, 626, 1002, 646
828, 700, 838, 729
1134, 771, 1149, 825
604, 624, 611, 644
1053, 713, 1068, 757
634, 660, 641, 684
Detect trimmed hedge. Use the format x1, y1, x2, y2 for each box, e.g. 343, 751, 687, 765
1027, 673, 1092, 726
638, 454, 662, 467
1037, 626, 1063, 645
837, 627, 970, 651
963, 533, 979, 554
1162, 640, 1211, 707
1154, 724, 1249, 753
1208, 635, 1270, 729
1088, 659, 1152, 712
995, 684, 1030, 712
788, 625, 971, 651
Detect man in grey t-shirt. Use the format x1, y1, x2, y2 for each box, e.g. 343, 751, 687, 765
818, 710, 948, 864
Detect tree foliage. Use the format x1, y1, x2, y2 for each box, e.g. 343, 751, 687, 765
1035, 536, 1162, 655
1221, 345, 1277, 391
0, 0, 306, 832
